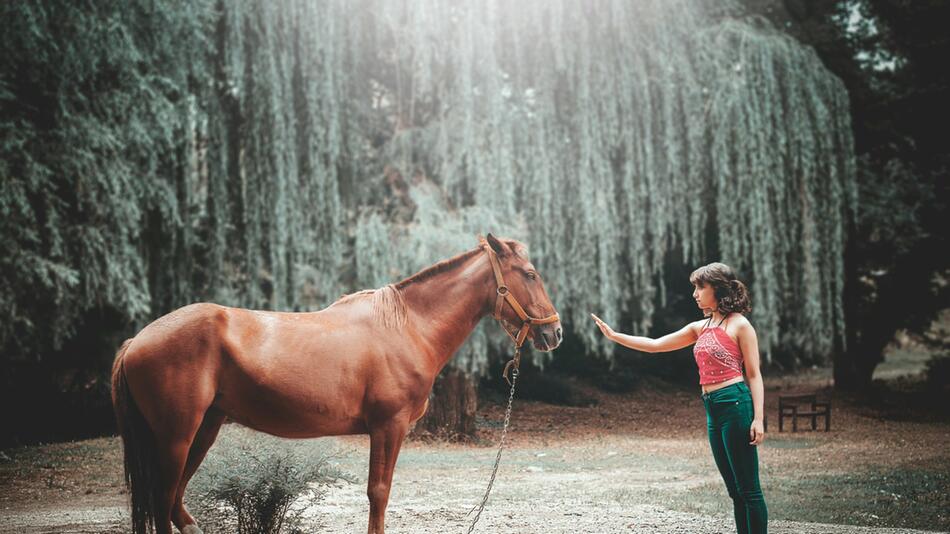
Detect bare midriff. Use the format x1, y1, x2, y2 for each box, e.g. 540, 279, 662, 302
701, 375, 745, 394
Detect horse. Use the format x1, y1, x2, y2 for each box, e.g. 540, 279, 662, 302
111, 233, 562, 534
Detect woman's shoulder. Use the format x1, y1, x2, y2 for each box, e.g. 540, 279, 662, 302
688, 317, 710, 335
728, 312, 751, 326
728, 313, 755, 335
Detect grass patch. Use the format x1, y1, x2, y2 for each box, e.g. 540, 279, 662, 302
0, 437, 121, 504
656, 466, 950, 531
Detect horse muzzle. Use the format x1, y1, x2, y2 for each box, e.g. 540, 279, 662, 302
533, 323, 563, 352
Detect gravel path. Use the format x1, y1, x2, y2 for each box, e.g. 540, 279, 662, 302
299, 440, 945, 534
2, 442, 939, 534
2, 434, 946, 534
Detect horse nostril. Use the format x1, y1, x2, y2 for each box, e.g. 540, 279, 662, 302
555, 328, 562, 342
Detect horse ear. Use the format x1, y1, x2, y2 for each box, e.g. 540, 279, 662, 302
486, 233, 507, 256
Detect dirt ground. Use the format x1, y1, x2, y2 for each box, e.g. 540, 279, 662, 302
1, 355, 948, 534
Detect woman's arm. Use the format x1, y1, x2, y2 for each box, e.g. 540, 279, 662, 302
738, 320, 766, 445
591, 314, 698, 353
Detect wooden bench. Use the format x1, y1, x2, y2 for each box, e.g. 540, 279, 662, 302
778, 393, 831, 432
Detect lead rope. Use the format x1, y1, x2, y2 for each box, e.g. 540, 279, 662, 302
465, 349, 520, 533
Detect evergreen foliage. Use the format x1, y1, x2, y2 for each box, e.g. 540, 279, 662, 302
1, 1, 213, 358
737, 0, 949, 386
1, 0, 856, 373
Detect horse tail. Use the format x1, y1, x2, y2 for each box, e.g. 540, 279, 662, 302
111, 339, 160, 534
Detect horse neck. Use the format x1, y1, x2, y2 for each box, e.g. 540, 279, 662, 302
399, 251, 496, 372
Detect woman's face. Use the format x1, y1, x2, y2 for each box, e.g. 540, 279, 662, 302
692, 283, 717, 314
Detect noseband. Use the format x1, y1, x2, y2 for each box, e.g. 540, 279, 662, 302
482, 244, 559, 383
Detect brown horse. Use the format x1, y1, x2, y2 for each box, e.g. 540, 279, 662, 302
111, 233, 562, 534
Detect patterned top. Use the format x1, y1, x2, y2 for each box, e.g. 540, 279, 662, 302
693, 320, 744, 385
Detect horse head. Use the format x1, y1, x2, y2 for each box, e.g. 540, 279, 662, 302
483, 233, 562, 352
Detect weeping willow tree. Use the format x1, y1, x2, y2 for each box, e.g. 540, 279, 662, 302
357, 0, 857, 366
202, 1, 350, 311
1, 0, 855, 379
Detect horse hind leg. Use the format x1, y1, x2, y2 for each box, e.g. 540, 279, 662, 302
172, 407, 226, 534
152, 430, 198, 534
128, 374, 213, 534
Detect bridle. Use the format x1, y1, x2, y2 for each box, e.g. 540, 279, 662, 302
482, 244, 559, 383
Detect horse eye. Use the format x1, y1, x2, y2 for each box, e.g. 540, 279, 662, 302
527, 272, 538, 280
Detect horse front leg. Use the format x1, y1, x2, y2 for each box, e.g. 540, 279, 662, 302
366, 418, 409, 534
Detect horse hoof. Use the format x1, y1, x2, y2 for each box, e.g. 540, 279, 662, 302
181, 525, 204, 534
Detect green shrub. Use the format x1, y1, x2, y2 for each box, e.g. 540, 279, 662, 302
187, 425, 355, 534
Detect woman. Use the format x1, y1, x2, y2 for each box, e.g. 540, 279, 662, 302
591, 262, 768, 534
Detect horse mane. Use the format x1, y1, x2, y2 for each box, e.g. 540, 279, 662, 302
327, 286, 407, 329
330, 289, 375, 307
372, 285, 408, 329
328, 236, 527, 329
392, 244, 485, 290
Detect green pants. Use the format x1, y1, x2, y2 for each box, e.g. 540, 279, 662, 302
702, 381, 768, 534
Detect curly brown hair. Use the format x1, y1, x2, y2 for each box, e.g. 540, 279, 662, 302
689, 262, 751, 315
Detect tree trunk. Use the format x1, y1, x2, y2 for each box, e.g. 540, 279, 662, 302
834, 345, 881, 392
835, 223, 877, 392
835, 223, 949, 392
410, 368, 478, 441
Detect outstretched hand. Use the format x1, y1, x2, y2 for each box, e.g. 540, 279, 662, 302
590, 313, 616, 341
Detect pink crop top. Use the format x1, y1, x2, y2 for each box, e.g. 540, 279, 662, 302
694, 316, 744, 385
